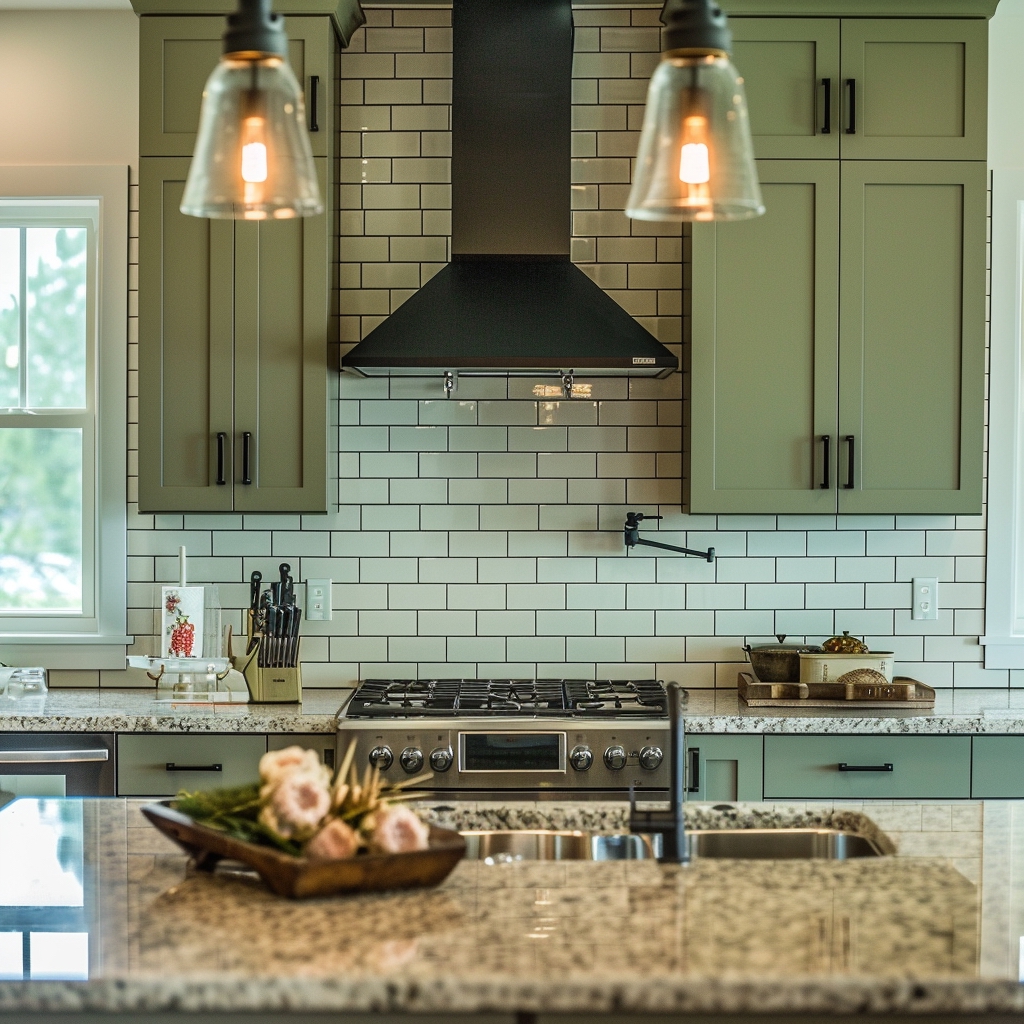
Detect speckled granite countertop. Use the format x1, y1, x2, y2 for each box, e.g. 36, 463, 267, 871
6, 686, 1024, 735
0, 795, 1022, 1015
0, 688, 351, 733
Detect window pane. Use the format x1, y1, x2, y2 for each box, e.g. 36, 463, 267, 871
29, 932, 89, 980
26, 227, 87, 409
0, 228, 19, 408
0, 932, 22, 980
0, 427, 82, 610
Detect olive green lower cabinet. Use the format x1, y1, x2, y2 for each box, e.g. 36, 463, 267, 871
763, 735, 972, 799
971, 737, 1024, 798
117, 734, 268, 796
685, 735, 763, 802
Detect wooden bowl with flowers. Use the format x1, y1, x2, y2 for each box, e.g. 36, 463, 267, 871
142, 741, 465, 899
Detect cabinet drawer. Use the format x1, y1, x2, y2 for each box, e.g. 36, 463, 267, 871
268, 733, 336, 770
763, 735, 970, 799
117, 735, 267, 796
686, 735, 763, 802
972, 736, 1024, 798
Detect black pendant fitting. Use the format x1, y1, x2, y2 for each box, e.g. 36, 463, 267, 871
660, 0, 732, 55
223, 0, 288, 57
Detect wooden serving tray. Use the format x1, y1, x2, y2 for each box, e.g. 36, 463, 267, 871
142, 801, 466, 899
738, 672, 936, 708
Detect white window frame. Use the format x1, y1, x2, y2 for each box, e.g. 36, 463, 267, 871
0, 167, 129, 670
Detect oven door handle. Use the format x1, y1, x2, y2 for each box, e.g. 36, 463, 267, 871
0, 749, 109, 763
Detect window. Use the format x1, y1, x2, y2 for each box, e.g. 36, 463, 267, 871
0, 167, 128, 663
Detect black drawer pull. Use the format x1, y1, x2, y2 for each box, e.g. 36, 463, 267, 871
820, 434, 830, 490
165, 762, 223, 772
242, 431, 252, 485
309, 75, 319, 132
216, 431, 227, 486
837, 762, 893, 772
821, 77, 831, 134
687, 747, 700, 792
845, 78, 856, 134
844, 434, 855, 489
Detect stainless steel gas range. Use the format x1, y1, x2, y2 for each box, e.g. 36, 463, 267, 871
336, 678, 674, 799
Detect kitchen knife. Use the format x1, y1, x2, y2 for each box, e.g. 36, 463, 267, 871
279, 605, 293, 668
247, 570, 262, 641
289, 606, 302, 666
265, 605, 279, 668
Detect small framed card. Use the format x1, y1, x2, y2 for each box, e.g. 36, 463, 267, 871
161, 586, 205, 659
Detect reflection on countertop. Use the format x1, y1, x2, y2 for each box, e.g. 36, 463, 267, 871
0, 796, 1024, 1015
0, 688, 352, 733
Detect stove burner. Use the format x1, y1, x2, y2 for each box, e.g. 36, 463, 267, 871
345, 678, 669, 719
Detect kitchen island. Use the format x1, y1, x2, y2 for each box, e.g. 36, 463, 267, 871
0, 796, 1023, 1019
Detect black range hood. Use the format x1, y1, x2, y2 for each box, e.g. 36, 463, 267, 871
341, 0, 678, 382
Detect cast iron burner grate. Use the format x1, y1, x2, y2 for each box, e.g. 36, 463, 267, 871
344, 678, 669, 719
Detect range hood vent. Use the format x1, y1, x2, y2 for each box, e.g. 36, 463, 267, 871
341, 0, 678, 381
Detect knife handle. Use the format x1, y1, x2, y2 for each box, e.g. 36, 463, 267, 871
242, 432, 252, 485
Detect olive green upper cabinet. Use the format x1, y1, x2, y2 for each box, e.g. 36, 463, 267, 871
139, 15, 333, 158
837, 161, 985, 514
731, 19, 840, 159
839, 19, 987, 161
689, 161, 839, 514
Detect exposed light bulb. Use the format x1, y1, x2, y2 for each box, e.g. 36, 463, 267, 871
679, 116, 710, 185
241, 129, 268, 184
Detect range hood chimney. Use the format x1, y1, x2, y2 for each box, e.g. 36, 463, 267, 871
341, 0, 679, 382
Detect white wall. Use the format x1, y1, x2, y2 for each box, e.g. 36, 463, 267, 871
989, 0, 1024, 169
0, 10, 138, 171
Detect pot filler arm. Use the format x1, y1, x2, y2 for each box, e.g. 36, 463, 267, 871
623, 512, 715, 562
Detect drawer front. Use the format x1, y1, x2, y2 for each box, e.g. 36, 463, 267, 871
117, 735, 267, 796
267, 733, 336, 771
972, 736, 1024, 798
686, 735, 764, 802
763, 735, 970, 799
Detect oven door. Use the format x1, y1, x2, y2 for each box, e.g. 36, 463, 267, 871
0, 735, 115, 797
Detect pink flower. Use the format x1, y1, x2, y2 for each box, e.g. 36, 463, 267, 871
367, 805, 430, 854
259, 746, 324, 786
259, 769, 331, 841
305, 818, 360, 860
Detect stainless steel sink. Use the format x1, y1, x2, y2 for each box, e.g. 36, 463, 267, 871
461, 828, 884, 862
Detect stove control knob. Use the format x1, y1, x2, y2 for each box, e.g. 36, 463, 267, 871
639, 745, 663, 771
603, 745, 627, 771
429, 747, 454, 773
399, 747, 424, 774
368, 745, 393, 771
569, 745, 593, 771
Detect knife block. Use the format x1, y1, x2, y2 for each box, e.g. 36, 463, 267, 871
230, 635, 302, 704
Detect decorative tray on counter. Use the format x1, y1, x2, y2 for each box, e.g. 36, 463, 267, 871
142, 802, 466, 899
738, 671, 936, 708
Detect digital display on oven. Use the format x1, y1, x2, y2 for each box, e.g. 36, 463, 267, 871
460, 733, 563, 772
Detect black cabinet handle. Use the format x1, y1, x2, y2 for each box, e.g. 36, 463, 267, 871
687, 747, 700, 793
309, 75, 319, 132
845, 78, 856, 134
165, 763, 223, 772
844, 434, 855, 489
215, 432, 227, 486
821, 77, 831, 134
820, 434, 831, 490
242, 431, 252, 485
837, 762, 893, 772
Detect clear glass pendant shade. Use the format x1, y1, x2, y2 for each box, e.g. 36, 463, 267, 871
180, 56, 322, 220
626, 53, 763, 222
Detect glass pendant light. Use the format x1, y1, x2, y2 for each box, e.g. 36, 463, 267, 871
180, 0, 322, 220
626, 0, 763, 222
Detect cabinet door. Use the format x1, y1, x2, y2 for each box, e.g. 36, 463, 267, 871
117, 734, 267, 796
839, 19, 987, 161
730, 18, 839, 159
232, 158, 329, 512
690, 160, 839, 514
138, 157, 235, 513
838, 161, 985, 514
763, 735, 971, 799
685, 735, 763, 801
140, 15, 333, 158
972, 737, 1024, 798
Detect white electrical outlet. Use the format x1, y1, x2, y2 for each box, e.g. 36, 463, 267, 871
912, 577, 939, 621
305, 578, 332, 621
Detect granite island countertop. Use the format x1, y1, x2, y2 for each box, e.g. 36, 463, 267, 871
0, 795, 1023, 1017
8, 686, 1024, 736
0, 688, 351, 733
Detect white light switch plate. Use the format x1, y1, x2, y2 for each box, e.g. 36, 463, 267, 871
305, 578, 332, 621
912, 577, 939, 621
